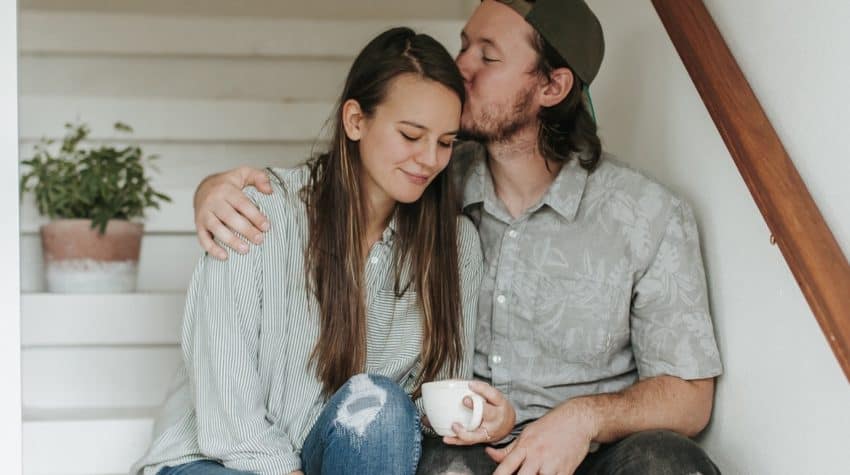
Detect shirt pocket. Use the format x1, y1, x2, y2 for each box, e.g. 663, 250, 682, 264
532, 274, 630, 367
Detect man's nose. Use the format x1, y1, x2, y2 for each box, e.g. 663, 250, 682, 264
455, 51, 473, 83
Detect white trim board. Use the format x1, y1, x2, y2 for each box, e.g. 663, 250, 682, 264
22, 293, 184, 346
23, 346, 181, 408
0, 0, 22, 469
19, 0, 476, 20
20, 12, 464, 59
19, 96, 335, 143
19, 54, 351, 101
24, 416, 154, 475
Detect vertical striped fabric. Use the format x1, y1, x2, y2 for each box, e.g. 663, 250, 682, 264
131, 165, 483, 475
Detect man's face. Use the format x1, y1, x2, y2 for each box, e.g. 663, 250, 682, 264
456, 0, 543, 143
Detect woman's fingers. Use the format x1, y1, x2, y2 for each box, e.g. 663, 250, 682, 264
443, 422, 491, 446
469, 380, 506, 405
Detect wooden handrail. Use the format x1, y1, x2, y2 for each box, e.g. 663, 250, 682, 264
651, 0, 850, 381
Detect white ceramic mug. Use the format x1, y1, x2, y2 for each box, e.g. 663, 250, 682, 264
421, 380, 484, 437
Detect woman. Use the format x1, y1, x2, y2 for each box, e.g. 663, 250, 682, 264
131, 28, 482, 475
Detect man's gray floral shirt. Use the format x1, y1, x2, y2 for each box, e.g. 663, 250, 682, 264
452, 143, 723, 427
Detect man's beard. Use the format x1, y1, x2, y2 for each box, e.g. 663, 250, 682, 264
460, 87, 537, 144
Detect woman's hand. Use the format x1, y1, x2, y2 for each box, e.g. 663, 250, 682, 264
443, 381, 516, 446
193, 166, 273, 259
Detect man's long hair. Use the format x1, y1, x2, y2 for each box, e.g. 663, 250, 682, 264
531, 31, 602, 171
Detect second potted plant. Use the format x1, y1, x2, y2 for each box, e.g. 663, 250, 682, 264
20, 122, 171, 293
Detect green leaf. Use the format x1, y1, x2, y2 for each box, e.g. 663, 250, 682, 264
114, 122, 133, 133
19, 120, 169, 235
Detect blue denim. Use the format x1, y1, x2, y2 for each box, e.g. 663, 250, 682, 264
302, 374, 422, 475
159, 374, 421, 475
158, 460, 255, 475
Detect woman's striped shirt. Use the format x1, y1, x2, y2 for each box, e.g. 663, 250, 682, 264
131, 165, 483, 475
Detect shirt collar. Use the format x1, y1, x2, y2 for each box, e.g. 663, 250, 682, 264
461, 148, 489, 210
538, 157, 588, 221
381, 214, 398, 244
462, 151, 589, 222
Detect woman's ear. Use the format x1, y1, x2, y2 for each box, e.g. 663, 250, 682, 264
539, 67, 574, 108
342, 99, 365, 141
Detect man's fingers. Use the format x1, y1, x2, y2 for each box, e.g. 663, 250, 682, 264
197, 229, 227, 260
517, 458, 540, 475
229, 195, 270, 235
493, 445, 526, 475
218, 202, 264, 245
486, 440, 515, 463
206, 217, 248, 254
247, 168, 273, 195
468, 380, 505, 405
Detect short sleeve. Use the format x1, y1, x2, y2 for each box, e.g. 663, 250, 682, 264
631, 198, 723, 380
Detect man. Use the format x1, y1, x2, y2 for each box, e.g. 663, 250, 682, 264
192, 1, 723, 474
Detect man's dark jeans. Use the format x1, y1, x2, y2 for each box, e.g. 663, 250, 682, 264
417, 430, 720, 475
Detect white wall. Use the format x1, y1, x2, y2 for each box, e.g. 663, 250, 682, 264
589, 1, 850, 473
0, 0, 22, 470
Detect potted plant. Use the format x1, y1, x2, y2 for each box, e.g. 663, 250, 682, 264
20, 122, 171, 293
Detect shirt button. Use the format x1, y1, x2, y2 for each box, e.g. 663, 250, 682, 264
508, 230, 518, 238
496, 294, 506, 305
370, 257, 378, 264
491, 354, 502, 365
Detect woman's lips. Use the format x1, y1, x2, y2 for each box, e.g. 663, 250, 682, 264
401, 169, 429, 185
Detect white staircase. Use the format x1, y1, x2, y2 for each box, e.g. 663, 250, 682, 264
19, 3, 466, 473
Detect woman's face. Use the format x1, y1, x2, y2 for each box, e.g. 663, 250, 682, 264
345, 73, 461, 207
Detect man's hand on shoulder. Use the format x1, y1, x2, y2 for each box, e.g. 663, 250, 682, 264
193, 166, 272, 260
488, 398, 598, 475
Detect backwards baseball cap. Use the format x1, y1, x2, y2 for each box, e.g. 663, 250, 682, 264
495, 0, 605, 85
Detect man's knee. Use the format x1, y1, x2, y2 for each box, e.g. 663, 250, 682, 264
417, 437, 495, 475
599, 430, 719, 475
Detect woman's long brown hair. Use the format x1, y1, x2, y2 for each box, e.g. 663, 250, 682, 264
303, 28, 467, 397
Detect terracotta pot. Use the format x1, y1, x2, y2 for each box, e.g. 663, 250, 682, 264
40, 219, 144, 293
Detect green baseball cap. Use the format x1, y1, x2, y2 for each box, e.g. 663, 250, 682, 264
495, 0, 605, 85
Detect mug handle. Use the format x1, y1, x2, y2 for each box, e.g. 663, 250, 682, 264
466, 393, 484, 431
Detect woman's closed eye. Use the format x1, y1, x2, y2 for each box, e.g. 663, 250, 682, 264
400, 131, 422, 142
402, 133, 453, 149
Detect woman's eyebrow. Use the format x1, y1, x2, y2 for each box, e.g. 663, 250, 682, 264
398, 121, 458, 137
398, 120, 427, 130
